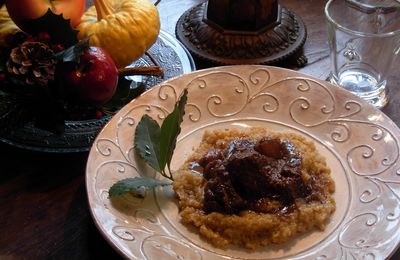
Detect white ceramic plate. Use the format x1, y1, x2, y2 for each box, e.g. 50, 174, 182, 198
86, 65, 400, 259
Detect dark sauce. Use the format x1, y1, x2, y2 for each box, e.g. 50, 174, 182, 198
198, 137, 312, 215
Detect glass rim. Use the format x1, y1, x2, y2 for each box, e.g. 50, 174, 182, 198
325, 0, 400, 37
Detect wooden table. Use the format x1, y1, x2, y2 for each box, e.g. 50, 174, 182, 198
1, 0, 399, 259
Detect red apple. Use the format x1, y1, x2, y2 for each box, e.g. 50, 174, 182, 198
5, 0, 85, 33
60, 46, 118, 106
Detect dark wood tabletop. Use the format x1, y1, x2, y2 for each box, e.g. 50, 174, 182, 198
1, 0, 399, 259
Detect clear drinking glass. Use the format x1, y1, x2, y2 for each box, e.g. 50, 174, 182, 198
325, 0, 400, 109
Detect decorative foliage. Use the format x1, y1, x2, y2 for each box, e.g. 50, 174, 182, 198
102, 77, 146, 114
22, 8, 78, 48
55, 37, 90, 63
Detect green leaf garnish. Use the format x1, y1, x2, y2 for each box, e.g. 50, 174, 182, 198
109, 89, 188, 198
109, 177, 172, 198
134, 114, 163, 173
160, 88, 188, 174
135, 88, 188, 179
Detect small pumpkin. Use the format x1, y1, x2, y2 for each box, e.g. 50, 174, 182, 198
77, 0, 160, 68
0, 5, 21, 46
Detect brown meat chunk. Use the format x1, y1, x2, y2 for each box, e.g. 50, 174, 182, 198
200, 137, 311, 215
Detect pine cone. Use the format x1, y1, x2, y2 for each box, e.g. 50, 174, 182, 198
6, 41, 57, 87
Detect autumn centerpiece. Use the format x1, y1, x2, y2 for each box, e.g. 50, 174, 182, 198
0, 0, 161, 135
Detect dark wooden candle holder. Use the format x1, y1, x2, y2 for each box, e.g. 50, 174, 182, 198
175, 0, 307, 66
